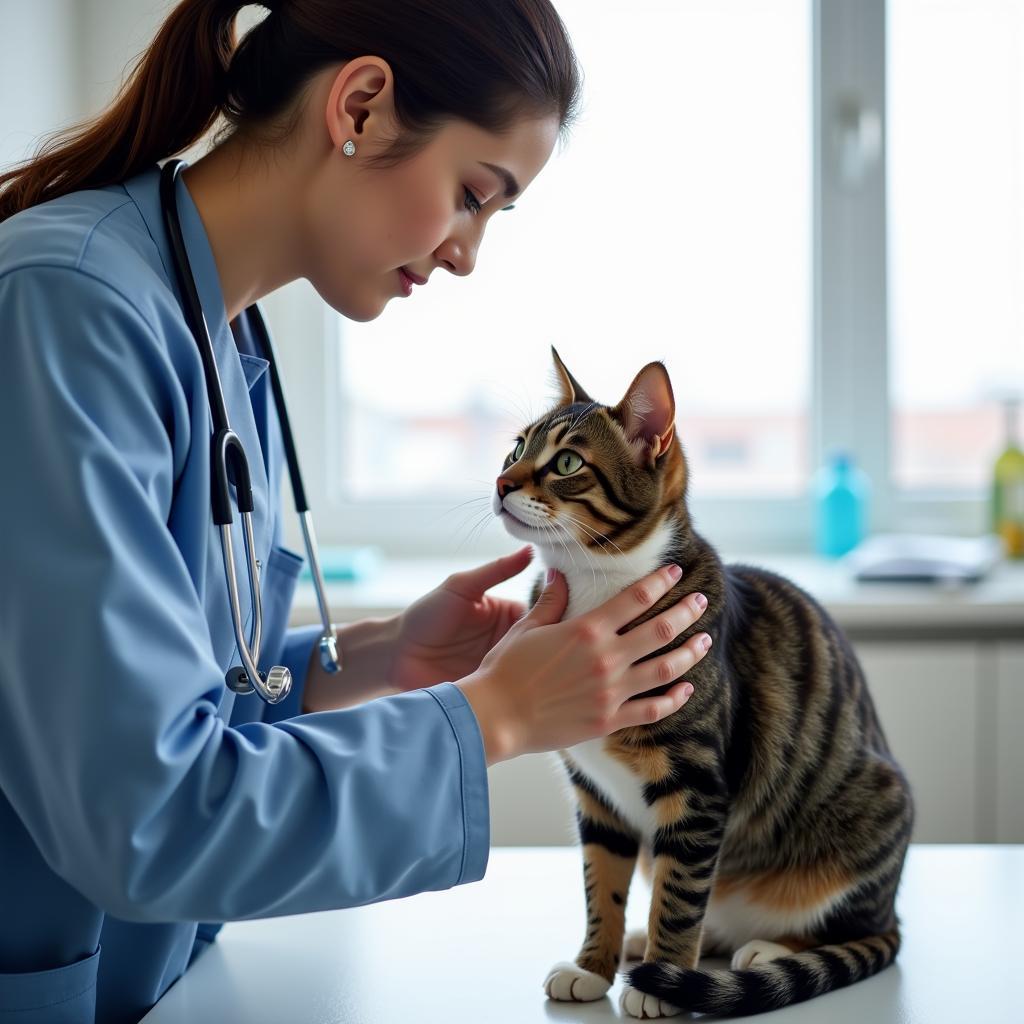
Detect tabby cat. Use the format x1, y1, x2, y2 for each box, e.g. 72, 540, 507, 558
491, 348, 914, 1018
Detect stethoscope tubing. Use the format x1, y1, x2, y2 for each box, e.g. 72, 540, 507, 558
159, 158, 340, 702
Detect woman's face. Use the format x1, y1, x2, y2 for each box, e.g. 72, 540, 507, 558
301, 59, 561, 322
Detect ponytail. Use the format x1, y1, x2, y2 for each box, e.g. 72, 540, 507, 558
0, 0, 244, 223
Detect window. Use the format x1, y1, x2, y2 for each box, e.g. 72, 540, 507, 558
888, 0, 1024, 493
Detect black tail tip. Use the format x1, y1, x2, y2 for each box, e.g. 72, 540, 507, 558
625, 959, 683, 999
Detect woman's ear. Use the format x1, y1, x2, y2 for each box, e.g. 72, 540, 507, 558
325, 57, 396, 151
549, 345, 594, 406
611, 361, 676, 464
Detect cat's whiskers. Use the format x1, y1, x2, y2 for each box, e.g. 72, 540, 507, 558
452, 505, 497, 555
550, 516, 602, 591
557, 509, 629, 560
436, 494, 491, 545
491, 388, 538, 436
433, 493, 490, 525
563, 400, 599, 437
541, 518, 577, 574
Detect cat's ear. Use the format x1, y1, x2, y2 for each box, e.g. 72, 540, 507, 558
611, 362, 676, 464
550, 346, 594, 406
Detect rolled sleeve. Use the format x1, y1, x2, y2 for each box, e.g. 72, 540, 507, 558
423, 682, 490, 885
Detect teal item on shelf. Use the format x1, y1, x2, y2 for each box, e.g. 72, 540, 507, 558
299, 545, 383, 582
813, 451, 871, 558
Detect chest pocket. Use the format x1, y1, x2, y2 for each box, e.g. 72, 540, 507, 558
257, 543, 304, 677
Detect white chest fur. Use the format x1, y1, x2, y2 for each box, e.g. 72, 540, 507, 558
537, 521, 674, 839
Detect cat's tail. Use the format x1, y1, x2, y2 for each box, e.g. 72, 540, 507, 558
625, 929, 900, 1017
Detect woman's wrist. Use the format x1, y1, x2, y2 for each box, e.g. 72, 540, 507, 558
455, 671, 519, 767
301, 614, 401, 713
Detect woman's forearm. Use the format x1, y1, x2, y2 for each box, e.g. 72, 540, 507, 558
301, 615, 401, 713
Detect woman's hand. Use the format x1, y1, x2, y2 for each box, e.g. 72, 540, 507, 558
388, 546, 537, 692
456, 563, 711, 766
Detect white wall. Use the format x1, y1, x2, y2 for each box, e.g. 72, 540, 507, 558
76, 0, 173, 119
1, 0, 267, 172
0, 0, 79, 169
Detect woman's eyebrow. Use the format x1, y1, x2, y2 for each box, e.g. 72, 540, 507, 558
478, 161, 520, 199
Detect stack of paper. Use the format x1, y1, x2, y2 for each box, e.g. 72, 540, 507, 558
842, 533, 1004, 583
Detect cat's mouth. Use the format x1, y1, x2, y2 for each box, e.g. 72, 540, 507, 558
499, 507, 538, 530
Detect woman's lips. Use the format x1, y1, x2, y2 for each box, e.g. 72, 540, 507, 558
398, 266, 427, 296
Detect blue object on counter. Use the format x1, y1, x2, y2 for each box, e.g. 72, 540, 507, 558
813, 451, 871, 558
299, 545, 383, 582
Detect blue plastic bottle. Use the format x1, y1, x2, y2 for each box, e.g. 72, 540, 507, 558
813, 451, 871, 558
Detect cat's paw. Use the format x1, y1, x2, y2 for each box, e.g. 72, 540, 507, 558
619, 982, 683, 1019
731, 939, 794, 970
542, 961, 611, 1002
622, 928, 647, 961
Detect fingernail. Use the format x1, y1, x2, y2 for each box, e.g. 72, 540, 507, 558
701, 634, 713, 650
682, 684, 694, 699
695, 593, 707, 609
546, 568, 557, 585
667, 564, 683, 581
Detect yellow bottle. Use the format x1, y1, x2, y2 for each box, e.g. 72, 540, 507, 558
991, 397, 1024, 558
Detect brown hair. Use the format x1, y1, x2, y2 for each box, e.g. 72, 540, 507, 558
0, 0, 582, 223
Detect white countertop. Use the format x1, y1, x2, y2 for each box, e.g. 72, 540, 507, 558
290, 552, 1024, 636
142, 844, 1022, 1023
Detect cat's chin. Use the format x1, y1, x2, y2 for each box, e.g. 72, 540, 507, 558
498, 507, 544, 542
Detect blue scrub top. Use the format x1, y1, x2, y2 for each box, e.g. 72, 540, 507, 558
0, 165, 490, 1024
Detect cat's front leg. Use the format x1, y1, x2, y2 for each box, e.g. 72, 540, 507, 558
544, 784, 639, 1002
620, 795, 728, 1019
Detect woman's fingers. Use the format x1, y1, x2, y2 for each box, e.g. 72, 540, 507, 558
622, 591, 708, 665
610, 680, 695, 731
627, 632, 710, 695
592, 563, 685, 633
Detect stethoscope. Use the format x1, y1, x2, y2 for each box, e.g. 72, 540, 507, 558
159, 158, 340, 704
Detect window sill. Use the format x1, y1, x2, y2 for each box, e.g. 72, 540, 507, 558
289, 550, 1024, 639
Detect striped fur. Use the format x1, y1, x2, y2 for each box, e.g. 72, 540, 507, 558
497, 350, 914, 1018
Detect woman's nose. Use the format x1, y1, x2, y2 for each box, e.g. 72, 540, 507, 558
496, 477, 520, 498
435, 235, 477, 277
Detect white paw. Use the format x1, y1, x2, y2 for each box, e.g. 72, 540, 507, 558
622, 928, 647, 961
619, 982, 683, 1018
542, 961, 611, 1002
731, 939, 794, 970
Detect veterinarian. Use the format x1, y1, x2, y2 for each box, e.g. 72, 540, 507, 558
0, 2, 710, 1021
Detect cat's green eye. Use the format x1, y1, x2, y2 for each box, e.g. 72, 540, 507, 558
510, 439, 525, 462
554, 450, 583, 475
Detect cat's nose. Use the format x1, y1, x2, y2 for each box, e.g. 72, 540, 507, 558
496, 477, 520, 499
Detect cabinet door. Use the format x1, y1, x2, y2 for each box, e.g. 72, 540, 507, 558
488, 753, 576, 846
854, 642, 981, 843
996, 643, 1024, 842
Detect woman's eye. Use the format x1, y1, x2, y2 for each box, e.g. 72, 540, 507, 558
511, 439, 525, 461
555, 450, 583, 475
464, 187, 483, 216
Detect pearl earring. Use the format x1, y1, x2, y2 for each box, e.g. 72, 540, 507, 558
342, 140, 356, 157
